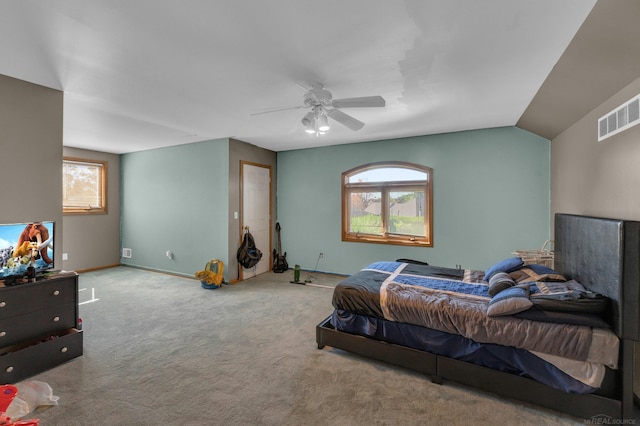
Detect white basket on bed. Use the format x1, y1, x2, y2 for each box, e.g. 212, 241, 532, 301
513, 240, 554, 268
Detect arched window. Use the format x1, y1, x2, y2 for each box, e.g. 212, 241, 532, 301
342, 162, 433, 247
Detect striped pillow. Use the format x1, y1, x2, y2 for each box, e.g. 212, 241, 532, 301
488, 272, 515, 297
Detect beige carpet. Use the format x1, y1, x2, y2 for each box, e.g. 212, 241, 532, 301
19, 266, 605, 425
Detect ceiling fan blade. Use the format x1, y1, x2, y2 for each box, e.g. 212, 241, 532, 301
326, 108, 365, 131
331, 96, 385, 108
249, 105, 304, 116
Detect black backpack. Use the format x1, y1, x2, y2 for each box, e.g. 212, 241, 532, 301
237, 230, 262, 268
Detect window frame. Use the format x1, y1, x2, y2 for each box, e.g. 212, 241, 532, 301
342, 161, 433, 247
63, 157, 108, 215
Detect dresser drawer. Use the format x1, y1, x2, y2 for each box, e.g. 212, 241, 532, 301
0, 329, 83, 384
0, 303, 76, 347
0, 274, 77, 320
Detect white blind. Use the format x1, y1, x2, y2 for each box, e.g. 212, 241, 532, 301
63, 160, 103, 209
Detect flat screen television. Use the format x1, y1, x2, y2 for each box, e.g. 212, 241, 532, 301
0, 221, 55, 281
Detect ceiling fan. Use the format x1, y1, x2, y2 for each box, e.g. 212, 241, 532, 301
251, 82, 385, 135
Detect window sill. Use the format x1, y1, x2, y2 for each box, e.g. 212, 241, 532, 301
63, 209, 107, 215
343, 235, 432, 247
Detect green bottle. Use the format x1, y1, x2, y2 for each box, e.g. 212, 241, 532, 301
294, 264, 301, 282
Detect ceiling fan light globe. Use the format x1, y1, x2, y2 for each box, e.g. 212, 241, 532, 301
318, 114, 330, 132
301, 112, 314, 127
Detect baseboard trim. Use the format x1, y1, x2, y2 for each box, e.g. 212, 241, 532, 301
75, 264, 121, 274
119, 264, 197, 280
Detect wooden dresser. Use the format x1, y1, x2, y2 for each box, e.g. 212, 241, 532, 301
0, 272, 83, 384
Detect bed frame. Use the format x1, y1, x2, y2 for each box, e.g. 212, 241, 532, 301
316, 213, 639, 420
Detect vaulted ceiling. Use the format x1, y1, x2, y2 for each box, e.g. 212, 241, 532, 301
1, 1, 638, 154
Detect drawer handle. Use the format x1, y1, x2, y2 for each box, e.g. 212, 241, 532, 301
0, 331, 5, 337
53, 290, 60, 296
53, 316, 60, 322
5, 366, 13, 373
61, 347, 68, 353
0, 301, 5, 308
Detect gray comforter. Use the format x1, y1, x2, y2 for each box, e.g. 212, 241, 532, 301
333, 261, 597, 362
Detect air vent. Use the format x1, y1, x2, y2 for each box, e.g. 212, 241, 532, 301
122, 248, 132, 258
598, 94, 640, 141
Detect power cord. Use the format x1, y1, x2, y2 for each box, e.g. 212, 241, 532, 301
305, 252, 323, 283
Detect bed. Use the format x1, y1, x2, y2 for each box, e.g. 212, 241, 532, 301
316, 213, 639, 420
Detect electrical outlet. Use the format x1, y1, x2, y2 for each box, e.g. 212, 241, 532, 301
62, 253, 68, 261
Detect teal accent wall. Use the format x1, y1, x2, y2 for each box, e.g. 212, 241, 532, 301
277, 127, 550, 275
121, 139, 230, 277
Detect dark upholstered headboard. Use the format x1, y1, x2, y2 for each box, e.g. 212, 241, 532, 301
555, 214, 640, 340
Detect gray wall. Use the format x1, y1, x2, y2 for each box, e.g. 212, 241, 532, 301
61, 147, 121, 272
0, 74, 64, 267
228, 139, 277, 281
277, 126, 551, 275
120, 139, 230, 277
552, 75, 640, 221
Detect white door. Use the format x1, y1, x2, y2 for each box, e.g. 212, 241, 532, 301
241, 162, 271, 278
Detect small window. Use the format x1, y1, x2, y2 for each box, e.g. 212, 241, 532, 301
342, 162, 432, 247
63, 157, 107, 214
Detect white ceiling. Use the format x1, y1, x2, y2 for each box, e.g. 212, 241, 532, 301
0, 0, 596, 154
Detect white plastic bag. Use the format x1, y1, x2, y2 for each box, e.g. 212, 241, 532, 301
5, 381, 59, 419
